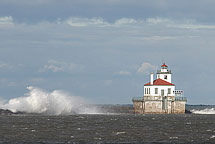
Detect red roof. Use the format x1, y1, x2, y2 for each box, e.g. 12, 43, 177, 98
144, 78, 175, 86
161, 63, 168, 67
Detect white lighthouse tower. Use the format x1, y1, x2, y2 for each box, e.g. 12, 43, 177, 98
132, 62, 187, 114
157, 63, 171, 83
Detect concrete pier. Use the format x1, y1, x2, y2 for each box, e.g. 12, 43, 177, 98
132, 96, 187, 114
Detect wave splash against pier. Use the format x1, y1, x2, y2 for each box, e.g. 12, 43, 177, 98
0, 86, 100, 115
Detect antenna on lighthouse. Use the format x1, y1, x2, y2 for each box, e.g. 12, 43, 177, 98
162, 57, 165, 64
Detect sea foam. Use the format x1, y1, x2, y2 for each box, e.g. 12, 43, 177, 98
191, 108, 215, 114
0, 86, 100, 115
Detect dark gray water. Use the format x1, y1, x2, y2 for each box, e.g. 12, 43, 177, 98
0, 114, 215, 143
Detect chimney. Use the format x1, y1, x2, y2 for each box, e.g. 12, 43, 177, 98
150, 72, 154, 85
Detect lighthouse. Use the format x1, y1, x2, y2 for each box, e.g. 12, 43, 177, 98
132, 62, 187, 114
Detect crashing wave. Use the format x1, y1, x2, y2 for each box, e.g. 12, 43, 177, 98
191, 108, 215, 114
0, 86, 100, 115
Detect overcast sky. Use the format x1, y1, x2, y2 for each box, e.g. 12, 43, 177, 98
0, 0, 215, 104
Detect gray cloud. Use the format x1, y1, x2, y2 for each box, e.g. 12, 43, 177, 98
1, 0, 215, 23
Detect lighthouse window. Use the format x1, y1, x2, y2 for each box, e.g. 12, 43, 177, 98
155, 88, 158, 94
164, 75, 167, 80
168, 88, 171, 94
149, 88, 150, 94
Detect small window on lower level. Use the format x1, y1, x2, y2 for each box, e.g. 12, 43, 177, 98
164, 75, 168, 79
155, 88, 158, 94
168, 88, 171, 94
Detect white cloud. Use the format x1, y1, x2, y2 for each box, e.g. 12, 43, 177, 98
3, 15, 214, 31
39, 60, 84, 73
146, 18, 171, 24
0, 16, 14, 27
137, 62, 158, 74
146, 17, 215, 29
65, 17, 138, 27
63, 17, 215, 30
65, 17, 108, 27
169, 24, 215, 29
114, 18, 138, 26
65, 17, 141, 27
116, 71, 131, 75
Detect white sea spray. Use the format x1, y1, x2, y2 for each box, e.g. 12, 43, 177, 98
191, 108, 215, 114
0, 86, 100, 115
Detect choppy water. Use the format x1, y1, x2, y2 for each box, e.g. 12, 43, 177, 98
0, 87, 214, 143
0, 113, 215, 143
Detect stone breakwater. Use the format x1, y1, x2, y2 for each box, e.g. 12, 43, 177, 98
0, 104, 194, 115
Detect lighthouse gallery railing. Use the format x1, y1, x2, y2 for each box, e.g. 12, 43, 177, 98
132, 96, 187, 102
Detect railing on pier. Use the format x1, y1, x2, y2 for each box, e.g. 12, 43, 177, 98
175, 96, 187, 101
174, 90, 184, 97
132, 96, 187, 102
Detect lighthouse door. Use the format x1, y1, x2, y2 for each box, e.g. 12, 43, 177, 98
161, 89, 167, 111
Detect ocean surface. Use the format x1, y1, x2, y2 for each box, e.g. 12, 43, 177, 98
0, 105, 215, 143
